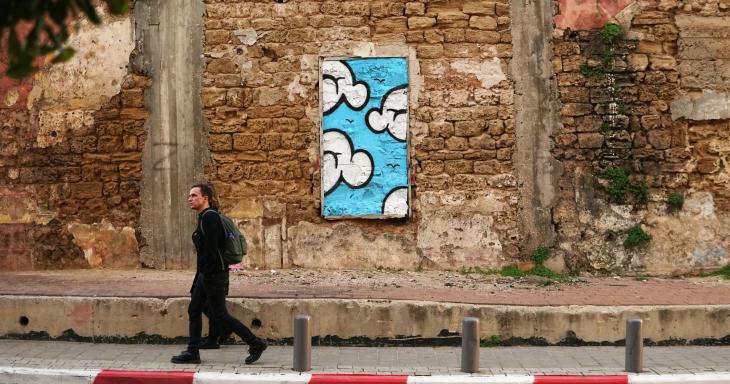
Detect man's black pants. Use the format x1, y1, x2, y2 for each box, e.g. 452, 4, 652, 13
187, 271, 256, 352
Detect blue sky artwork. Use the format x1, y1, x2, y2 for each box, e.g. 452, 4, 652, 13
321, 57, 409, 218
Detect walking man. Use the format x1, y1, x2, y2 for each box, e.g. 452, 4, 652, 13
172, 183, 267, 364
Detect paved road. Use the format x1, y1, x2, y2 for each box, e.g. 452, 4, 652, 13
1, 340, 729, 376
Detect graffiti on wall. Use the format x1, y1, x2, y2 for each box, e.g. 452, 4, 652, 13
321, 58, 409, 218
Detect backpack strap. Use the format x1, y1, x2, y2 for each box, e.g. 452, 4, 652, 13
198, 209, 227, 271
198, 209, 220, 237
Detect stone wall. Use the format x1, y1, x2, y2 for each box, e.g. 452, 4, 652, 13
552, 0, 730, 275
0, 9, 145, 270
201, 0, 519, 270
2, 0, 729, 275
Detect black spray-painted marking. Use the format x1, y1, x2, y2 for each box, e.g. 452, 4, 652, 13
152, 142, 178, 171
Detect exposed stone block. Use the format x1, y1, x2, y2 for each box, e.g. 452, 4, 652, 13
421, 160, 444, 175
209, 134, 232, 151
454, 121, 484, 137
120, 89, 144, 108
443, 43, 479, 58
637, 41, 664, 54
443, 29, 466, 43
696, 158, 718, 173
647, 130, 672, 149
452, 174, 488, 189
206, 58, 238, 74
469, 134, 497, 150
416, 44, 444, 58
424, 30, 445, 43
554, 133, 577, 147
408, 16, 436, 29
495, 3, 509, 16
577, 133, 604, 149
406, 2, 426, 16
463, 1, 495, 15
122, 136, 138, 152
205, 30, 230, 45
649, 55, 678, 70
496, 148, 512, 160
375, 17, 408, 33
430, 121, 455, 137
627, 54, 649, 71
119, 109, 148, 121
558, 73, 585, 87
561, 103, 593, 116
465, 30, 500, 43
445, 136, 469, 150
633, 11, 672, 25
407, 30, 425, 42
469, 16, 497, 30
72, 182, 104, 199
202, 88, 227, 108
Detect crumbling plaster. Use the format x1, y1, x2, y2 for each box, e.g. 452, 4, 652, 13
0, 7, 140, 270
28, 10, 134, 149
68, 220, 139, 268
557, 166, 729, 275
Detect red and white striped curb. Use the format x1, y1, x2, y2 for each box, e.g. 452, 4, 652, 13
2, 368, 730, 384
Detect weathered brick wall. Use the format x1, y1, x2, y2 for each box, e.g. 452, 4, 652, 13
552, 0, 730, 275
0, 11, 145, 270
201, 0, 519, 270
3, 0, 727, 275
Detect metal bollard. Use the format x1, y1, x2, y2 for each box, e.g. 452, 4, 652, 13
461, 317, 480, 373
625, 317, 643, 373
293, 315, 312, 372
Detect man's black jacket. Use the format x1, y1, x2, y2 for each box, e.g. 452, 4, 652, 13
193, 207, 227, 274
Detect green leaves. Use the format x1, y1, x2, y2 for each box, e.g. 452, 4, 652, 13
530, 246, 550, 265
623, 226, 651, 249
598, 167, 649, 205
666, 191, 684, 212
1, 0, 129, 80
52, 47, 76, 63
599, 167, 631, 203
579, 64, 603, 78
106, 0, 130, 14
600, 23, 624, 45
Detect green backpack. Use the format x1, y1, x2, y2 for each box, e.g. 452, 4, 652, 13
200, 210, 247, 266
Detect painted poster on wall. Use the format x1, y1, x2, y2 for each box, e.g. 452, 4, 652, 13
320, 57, 409, 219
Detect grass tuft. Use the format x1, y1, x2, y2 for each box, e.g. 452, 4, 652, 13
530, 246, 551, 265
601, 23, 624, 45
580, 64, 603, 77
666, 192, 684, 212
713, 265, 730, 279
500, 266, 525, 278
624, 226, 652, 249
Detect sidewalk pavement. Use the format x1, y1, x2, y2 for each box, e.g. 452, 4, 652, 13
2, 269, 730, 305
1, 339, 730, 375
2, 270, 730, 382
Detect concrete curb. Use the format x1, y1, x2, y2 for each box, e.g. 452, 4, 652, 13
2, 368, 730, 384
5, 295, 730, 345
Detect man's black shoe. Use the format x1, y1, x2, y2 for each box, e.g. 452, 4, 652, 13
171, 350, 201, 364
199, 337, 220, 350
244, 339, 267, 365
